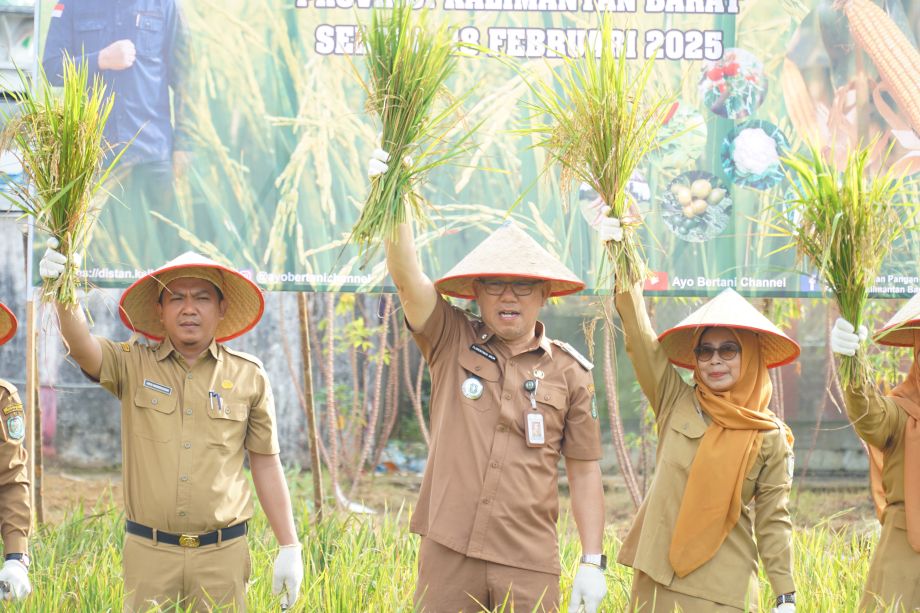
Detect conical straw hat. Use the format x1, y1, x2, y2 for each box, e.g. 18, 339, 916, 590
119, 252, 264, 343
875, 291, 920, 347
434, 221, 585, 299
657, 288, 800, 369
0, 302, 16, 346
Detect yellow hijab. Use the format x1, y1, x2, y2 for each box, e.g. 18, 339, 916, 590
668, 328, 781, 577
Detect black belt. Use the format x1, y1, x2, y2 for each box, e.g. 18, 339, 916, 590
126, 520, 247, 548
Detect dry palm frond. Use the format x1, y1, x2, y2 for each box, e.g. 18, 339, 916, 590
0, 56, 128, 306
518, 16, 675, 291
779, 141, 916, 387
350, 0, 477, 260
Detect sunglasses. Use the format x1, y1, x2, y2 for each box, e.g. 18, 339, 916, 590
477, 279, 543, 297
693, 342, 741, 362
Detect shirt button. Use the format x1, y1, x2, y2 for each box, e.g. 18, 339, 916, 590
475, 366, 481, 372
491, 462, 499, 468
185, 408, 192, 416
183, 442, 192, 449
178, 511, 186, 517
180, 474, 189, 482
151, 398, 158, 405
544, 395, 550, 400
482, 498, 490, 505
187, 374, 193, 380
497, 425, 506, 432
503, 393, 511, 400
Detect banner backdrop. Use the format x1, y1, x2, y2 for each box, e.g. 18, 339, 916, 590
35, 0, 920, 296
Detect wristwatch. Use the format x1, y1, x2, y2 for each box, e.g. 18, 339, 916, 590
580, 554, 607, 571
775, 592, 796, 606
5, 553, 30, 569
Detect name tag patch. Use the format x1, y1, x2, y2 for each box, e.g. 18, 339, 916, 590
469, 344, 497, 362
143, 379, 172, 395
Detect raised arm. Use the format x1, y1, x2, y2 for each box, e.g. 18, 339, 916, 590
613, 284, 684, 418
41, 246, 103, 379
385, 223, 438, 331
54, 303, 103, 381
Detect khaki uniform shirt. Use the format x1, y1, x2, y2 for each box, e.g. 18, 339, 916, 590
409, 297, 602, 575
0, 380, 30, 553
844, 382, 918, 606
615, 287, 795, 608
96, 336, 279, 533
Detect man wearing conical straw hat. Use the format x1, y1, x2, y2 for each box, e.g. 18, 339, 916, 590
593, 215, 799, 611
39, 248, 303, 611
381, 207, 608, 611
0, 303, 32, 602
832, 297, 920, 611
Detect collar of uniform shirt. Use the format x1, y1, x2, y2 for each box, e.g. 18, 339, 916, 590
154, 337, 221, 362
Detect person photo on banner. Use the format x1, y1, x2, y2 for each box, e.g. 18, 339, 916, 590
831, 298, 920, 611
39, 247, 303, 611
586, 211, 799, 612
42, 0, 194, 266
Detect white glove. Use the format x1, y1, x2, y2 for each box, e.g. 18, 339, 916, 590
598, 216, 623, 242
39, 237, 82, 280
368, 148, 390, 178
772, 602, 796, 612
830, 317, 868, 357
0, 559, 31, 601
272, 543, 304, 609
567, 563, 607, 613
579, 192, 624, 243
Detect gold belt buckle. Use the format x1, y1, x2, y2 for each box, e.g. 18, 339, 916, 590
178, 534, 200, 548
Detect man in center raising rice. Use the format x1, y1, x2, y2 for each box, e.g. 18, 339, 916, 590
379, 174, 608, 611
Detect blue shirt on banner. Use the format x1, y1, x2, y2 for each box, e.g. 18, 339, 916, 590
42, 0, 190, 165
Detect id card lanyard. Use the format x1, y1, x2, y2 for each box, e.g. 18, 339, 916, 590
524, 378, 545, 447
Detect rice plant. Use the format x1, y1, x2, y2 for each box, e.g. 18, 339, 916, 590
0, 55, 128, 306
517, 15, 676, 291
775, 141, 917, 387
350, 0, 478, 260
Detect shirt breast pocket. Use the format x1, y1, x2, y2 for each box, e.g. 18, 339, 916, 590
75, 17, 106, 54
132, 388, 177, 443
457, 351, 500, 413
135, 11, 165, 57
534, 381, 565, 426
661, 414, 706, 470
207, 400, 248, 448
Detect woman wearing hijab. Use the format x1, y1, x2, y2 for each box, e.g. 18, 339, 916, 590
831, 297, 920, 611
611, 280, 798, 612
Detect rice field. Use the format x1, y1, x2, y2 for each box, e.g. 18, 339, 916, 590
1, 471, 893, 612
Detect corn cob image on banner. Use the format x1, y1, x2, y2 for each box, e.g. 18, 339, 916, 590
21, 0, 920, 297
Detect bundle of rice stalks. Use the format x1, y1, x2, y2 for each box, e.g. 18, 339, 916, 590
778, 141, 916, 387
520, 17, 675, 291
351, 0, 474, 259
1, 56, 127, 306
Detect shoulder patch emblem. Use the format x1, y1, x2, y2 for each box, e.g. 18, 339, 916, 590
2, 402, 23, 415
7, 414, 24, 440
551, 340, 593, 371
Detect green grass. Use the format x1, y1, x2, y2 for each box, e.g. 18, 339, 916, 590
2, 476, 892, 612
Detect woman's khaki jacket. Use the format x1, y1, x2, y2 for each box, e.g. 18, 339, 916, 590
615, 286, 795, 609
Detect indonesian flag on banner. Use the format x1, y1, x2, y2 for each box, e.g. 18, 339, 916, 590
51, 3, 64, 17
